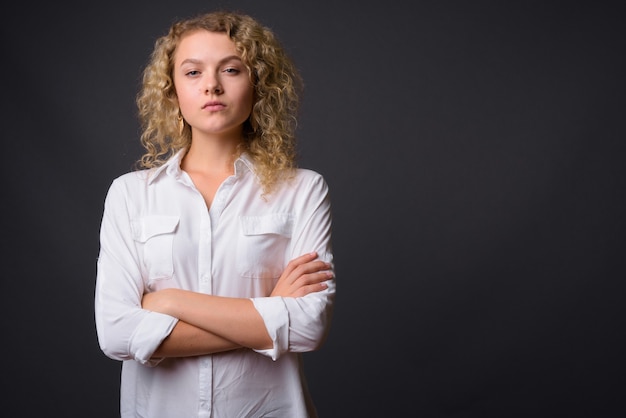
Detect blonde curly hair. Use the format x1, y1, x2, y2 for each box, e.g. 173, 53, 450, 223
135, 11, 303, 194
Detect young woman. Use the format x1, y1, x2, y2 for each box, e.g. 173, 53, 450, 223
94, 11, 335, 417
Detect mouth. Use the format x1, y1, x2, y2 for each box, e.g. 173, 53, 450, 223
202, 101, 226, 111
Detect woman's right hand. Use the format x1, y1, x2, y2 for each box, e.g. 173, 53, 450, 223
270, 252, 333, 298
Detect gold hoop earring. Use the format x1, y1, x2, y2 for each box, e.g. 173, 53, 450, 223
177, 112, 184, 135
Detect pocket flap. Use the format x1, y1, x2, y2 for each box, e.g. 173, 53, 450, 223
240, 213, 293, 237
130, 215, 180, 243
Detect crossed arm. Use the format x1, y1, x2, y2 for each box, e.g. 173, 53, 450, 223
142, 252, 333, 358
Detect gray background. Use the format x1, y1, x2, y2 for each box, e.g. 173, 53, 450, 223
2, 0, 625, 416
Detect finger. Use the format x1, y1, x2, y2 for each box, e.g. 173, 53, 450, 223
292, 260, 332, 277
283, 252, 319, 275
280, 255, 323, 286
293, 270, 333, 288
291, 281, 329, 298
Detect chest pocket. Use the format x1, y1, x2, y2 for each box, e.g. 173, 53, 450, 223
238, 213, 293, 279
131, 215, 179, 281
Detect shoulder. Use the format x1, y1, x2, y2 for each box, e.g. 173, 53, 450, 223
284, 168, 329, 192
292, 167, 327, 184
105, 169, 153, 197
111, 169, 155, 185
270, 168, 330, 201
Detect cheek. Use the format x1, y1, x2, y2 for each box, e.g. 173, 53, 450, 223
175, 86, 194, 114
243, 88, 255, 114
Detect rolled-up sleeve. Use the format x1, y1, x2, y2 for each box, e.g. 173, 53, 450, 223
94, 179, 178, 366
252, 172, 336, 360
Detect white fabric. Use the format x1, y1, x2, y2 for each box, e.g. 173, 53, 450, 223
95, 150, 335, 418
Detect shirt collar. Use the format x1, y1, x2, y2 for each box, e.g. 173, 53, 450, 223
147, 148, 257, 185
235, 152, 256, 177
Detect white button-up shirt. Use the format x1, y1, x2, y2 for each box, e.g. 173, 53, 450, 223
95, 150, 335, 418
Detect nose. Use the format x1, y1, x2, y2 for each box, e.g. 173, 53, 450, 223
205, 77, 222, 95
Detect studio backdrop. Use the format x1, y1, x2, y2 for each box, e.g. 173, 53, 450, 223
2, 1, 624, 417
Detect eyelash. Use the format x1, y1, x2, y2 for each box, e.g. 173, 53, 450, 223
185, 68, 240, 77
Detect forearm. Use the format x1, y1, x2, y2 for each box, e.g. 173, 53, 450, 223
146, 289, 272, 350
152, 320, 242, 358
143, 253, 331, 354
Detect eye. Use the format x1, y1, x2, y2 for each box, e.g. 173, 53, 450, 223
185, 70, 200, 77
223, 67, 240, 74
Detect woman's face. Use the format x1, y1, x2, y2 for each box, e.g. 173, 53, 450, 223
173, 30, 254, 140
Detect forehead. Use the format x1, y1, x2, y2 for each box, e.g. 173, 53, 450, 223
175, 30, 239, 63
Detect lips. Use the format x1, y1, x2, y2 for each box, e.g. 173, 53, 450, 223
202, 101, 226, 111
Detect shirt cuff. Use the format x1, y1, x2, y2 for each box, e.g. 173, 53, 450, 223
250, 296, 289, 360
129, 311, 178, 366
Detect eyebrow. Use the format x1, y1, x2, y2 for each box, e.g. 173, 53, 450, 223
179, 55, 242, 67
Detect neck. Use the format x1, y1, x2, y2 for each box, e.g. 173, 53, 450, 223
182, 132, 243, 175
